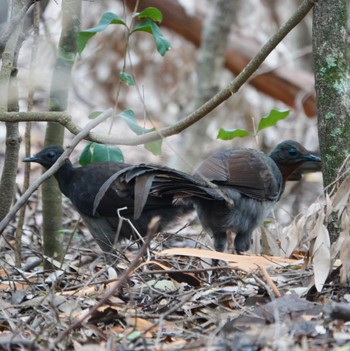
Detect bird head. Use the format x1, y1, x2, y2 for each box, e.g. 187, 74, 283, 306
269, 140, 321, 180
23, 145, 65, 169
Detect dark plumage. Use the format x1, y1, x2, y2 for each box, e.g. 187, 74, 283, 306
23, 146, 192, 255
115, 140, 321, 253
192, 140, 321, 252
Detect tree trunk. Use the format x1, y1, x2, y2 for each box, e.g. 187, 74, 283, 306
0, 0, 24, 221
42, 0, 81, 263
313, 0, 350, 242
175, 0, 237, 170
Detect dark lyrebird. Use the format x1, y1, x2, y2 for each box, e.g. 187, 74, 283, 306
112, 140, 321, 253
25, 140, 321, 257
23, 146, 195, 255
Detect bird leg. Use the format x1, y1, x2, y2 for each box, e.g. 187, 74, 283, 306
213, 231, 227, 253
234, 231, 252, 254
226, 229, 234, 252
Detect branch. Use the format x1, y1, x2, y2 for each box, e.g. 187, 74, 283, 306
0, 109, 113, 234
0, 0, 37, 56
49, 217, 159, 349
125, 0, 316, 117
0, 0, 315, 146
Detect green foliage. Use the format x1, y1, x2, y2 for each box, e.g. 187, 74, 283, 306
119, 71, 135, 86
136, 7, 163, 22
79, 142, 124, 165
132, 19, 171, 56
217, 109, 290, 141
77, 7, 171, 56
144, 139, 163, 155
119, 109, 162, 155
77, 13, 126, 54
78, 7, 168, 157
119, 109, 153, 134
217, 128, 250, 140
88, 111, 103, 119
84, 109, 162, 156
257, 109, 290, 132
58, 228, 80, 238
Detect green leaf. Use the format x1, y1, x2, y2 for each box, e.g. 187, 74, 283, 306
119, 71, 135, 86
88, 111, 103, 119
217, 128, 250, 140
132, 20, 171, 56
79, 142, 124, 165
58, 229, 80, 238
137, 7, 163, 22
118, 109, 162, 155
257, 109, 290, 132
145, 139, 162, 156
77, 12, 126, 54
118, 109, 153, 135
127, 330, 141, 341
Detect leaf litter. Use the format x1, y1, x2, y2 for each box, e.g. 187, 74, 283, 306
2, 179, 350, 350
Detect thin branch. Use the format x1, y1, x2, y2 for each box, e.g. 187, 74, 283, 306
49, 216, 159, 349
0, 109, 113, 234
0, 0, 37, 56
0, 0, 316, 233
0, 0, 315, 146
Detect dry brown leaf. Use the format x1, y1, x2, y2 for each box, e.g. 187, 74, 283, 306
282, 202, 323, 257
136, 260, 171, 271
125, 317, 157, 334
60, 282, 117, 297
311, 212, 331, 292
340, 236, 350, 286
332, 209, 350, 259
282, 221, 301, 257
332, 173, 350, 212
157, 248, 298, 271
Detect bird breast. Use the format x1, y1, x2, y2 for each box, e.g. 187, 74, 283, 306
193, 188, 276, 236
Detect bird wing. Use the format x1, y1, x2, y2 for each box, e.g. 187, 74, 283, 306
111, 164, 222, 219
194, 148, 283, 201
68, 162, 137, 217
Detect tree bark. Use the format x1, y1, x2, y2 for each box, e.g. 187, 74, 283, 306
313, 0, 350, 187
42, 0, 81, 263
124, 0, 316, 117
313, 0, 350, 243
0, 0, 24, 221
176, 0, 237, 170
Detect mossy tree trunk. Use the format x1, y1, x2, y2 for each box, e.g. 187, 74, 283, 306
42, 0, 81, 264
313, 0, 350, 242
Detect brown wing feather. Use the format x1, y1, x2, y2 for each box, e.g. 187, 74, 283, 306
194, 148, 282, 201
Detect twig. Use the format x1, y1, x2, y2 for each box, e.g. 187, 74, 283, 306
49, 216, 160, 349
129, 290, 194, 344
257, 264, 281, 298
0, 0, 38, 56
0, 109, 113, 234
0, 0, 316, 234
137, 265, 244, 276
0, 0, 315, 146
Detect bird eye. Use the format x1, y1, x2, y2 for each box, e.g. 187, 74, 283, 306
288, 147, 297, 156
47, 151, 56, 158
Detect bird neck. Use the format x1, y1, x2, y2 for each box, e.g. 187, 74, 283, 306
270, 158, 302, 182
53, 160, 75, 196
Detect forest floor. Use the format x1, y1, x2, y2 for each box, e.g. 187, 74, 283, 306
1, 194, 350, 351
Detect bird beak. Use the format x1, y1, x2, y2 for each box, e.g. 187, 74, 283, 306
303, 154, 321, 162
23, 155, 39, 163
